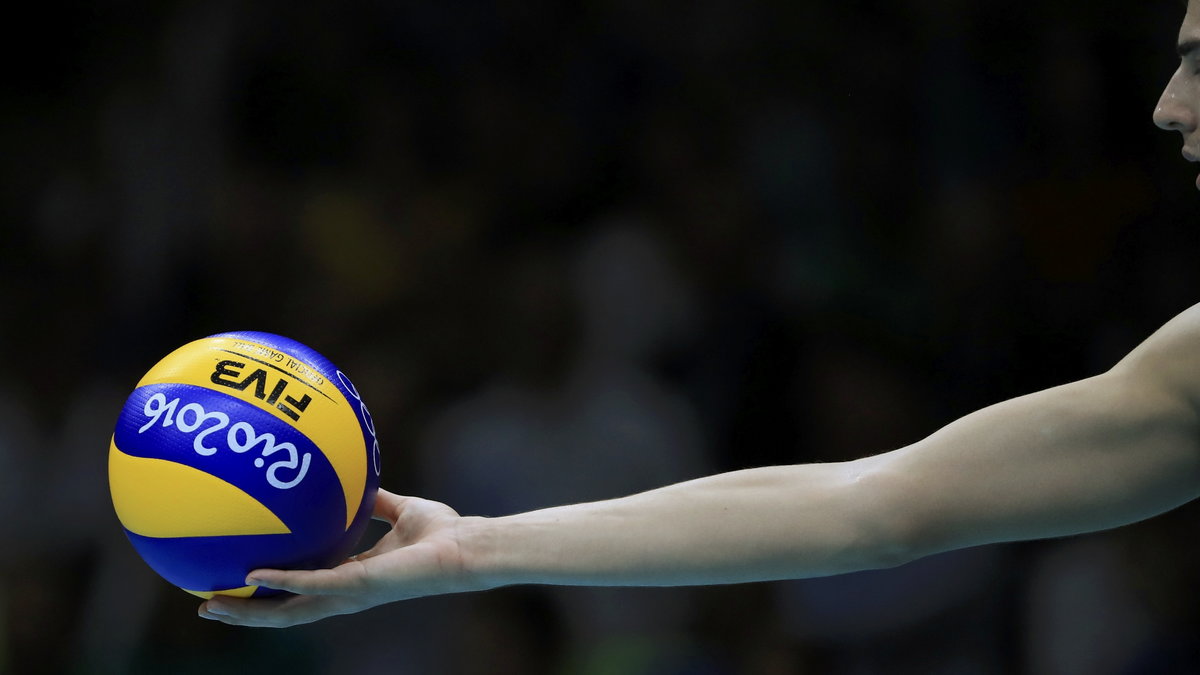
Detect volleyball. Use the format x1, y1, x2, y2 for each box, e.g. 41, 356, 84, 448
109, 331, 381, 599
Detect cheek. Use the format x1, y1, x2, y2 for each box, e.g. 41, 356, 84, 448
1179, 78, 1200, 118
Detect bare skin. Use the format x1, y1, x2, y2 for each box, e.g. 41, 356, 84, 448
1154, 0, 1200, 188
201, 2, 1200, 628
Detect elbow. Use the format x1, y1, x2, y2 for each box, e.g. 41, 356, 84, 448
866, 521, 933, 571
852, 520, 927, 573
843, 461, 939, 571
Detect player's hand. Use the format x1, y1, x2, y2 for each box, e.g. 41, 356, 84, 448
197, 489, 480, 627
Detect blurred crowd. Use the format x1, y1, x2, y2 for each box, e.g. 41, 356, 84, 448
3, 0, 1200, 673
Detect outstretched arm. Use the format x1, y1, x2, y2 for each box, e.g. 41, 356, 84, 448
200, 305, 1200, 627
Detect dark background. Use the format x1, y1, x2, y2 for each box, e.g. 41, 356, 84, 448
3, 0, 1200, 673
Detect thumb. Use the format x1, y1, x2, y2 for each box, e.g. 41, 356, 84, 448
370, 488, 411, 524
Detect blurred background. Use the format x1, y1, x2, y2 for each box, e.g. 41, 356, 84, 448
3, 0, 1200, 672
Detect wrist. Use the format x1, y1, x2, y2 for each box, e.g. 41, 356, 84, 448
455, 515, 513, 591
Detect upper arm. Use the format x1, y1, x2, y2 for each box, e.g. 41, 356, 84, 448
863, 303, 1200, 557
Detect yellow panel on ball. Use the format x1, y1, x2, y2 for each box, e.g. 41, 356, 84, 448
109, 440, 291, 538
183, 585, 260, 600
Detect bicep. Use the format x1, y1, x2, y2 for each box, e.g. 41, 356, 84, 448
864, 368, 1200, 556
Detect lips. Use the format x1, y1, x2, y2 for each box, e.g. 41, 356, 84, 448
1182, 150, 1200, 190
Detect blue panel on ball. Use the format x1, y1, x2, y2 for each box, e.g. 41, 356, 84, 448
126, 528, 359, 593
115, 383, 344, 540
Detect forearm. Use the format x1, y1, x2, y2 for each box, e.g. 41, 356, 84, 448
460, 461, 909, 589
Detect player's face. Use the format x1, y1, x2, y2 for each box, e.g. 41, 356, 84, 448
1154, 0, 1200, 190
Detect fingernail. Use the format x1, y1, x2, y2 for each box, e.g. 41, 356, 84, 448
199, 611, 218, 621
244, 575, 259, 585
206, 604, 229, 616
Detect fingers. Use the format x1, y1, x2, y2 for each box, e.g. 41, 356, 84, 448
244, 559, 370, 596
199, 593, 362, 628
197, 558, 377, 627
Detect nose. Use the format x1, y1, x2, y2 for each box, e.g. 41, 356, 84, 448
1154, 67, 1197, 132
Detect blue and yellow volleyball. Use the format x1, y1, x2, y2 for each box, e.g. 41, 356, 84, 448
109, 331, 381, 599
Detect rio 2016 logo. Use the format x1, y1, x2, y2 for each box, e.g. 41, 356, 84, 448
137, 392, 311, 490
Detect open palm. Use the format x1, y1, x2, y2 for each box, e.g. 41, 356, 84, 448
199, 489, 478, 628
